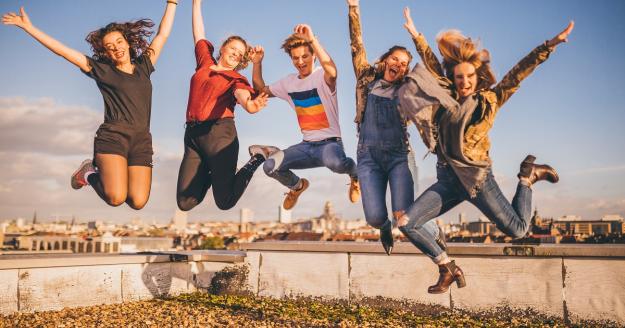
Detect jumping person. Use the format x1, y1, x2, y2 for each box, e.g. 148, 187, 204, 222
397, 8, 573, 293
175, 0, 269, 211
249, 24, 359, 210
2, 2, 178, 209
346, 0, 444, 255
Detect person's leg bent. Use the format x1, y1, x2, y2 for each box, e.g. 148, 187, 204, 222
263, 142, 316, 189
91, 153, 128, 207
208, 137, 240, 210
399, 180, 463, 261
126, 166, 152, 210
320, 141, 357, 178
176, 136, 211, 211
470, 173, 531, 238
357, 150, 389, 229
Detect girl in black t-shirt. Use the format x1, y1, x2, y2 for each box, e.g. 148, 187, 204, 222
2, 1, 178, 209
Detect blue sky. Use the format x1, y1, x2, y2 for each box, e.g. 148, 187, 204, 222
1, 0, 624, 223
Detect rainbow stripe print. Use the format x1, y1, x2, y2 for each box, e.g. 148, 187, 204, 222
288, 88, 330, 131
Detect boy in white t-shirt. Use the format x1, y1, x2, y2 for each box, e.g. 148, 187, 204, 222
249, 24, 359, 210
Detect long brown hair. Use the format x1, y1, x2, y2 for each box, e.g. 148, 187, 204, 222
218, 36, 251, 71
374, 46, 413, 81
85, 19, 155, 64
436, 30, 496, 91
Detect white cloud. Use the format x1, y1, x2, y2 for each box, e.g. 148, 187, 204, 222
1, 97, 623, 224
0, 97, 100, 155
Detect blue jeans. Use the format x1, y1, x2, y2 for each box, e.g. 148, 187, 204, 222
399, 162, 532, 261
263, 139, 357, 189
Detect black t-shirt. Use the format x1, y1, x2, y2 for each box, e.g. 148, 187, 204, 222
82, 54, 154, 129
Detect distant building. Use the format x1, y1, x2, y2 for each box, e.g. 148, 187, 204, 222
552, 216, 624, 236
240, 208, 253, 233
18, 234, 121, 253
171, 209, 188, 232
278, 205, 292, 224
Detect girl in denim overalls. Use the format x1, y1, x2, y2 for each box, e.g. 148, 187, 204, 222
347, 0, 443, 256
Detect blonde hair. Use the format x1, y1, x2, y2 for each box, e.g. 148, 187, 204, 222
281, 34, 314, 57
436, 30, 496, 90
218, 36, 251, 71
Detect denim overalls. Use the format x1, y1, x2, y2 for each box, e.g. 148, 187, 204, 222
356, 82, 438, 238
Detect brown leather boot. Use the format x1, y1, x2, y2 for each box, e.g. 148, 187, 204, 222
428, 260, 466, 294
517, 155, 559, 186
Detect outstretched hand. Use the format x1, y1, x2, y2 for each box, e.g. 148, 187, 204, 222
251, 92, 269, 111
249, 45, 265, 64
294, 24, 315, 42
403, 7, 418, 38
346, 0, 359, 7
547, 21, 574, 47
2, 7, 32, 30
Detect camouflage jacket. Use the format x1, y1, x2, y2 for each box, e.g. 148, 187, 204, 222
411, 32, 555, 162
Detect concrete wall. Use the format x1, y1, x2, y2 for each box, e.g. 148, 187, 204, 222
1, 243, 624, 325
240, 242, 625, 325
0, 251, 244, 314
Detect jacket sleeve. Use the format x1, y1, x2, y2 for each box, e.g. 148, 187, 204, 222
348, 5, 372, 79
493, 42, 555, 107
411, 33, 445, 78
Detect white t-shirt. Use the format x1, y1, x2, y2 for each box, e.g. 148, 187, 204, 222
269, 67, 341, 141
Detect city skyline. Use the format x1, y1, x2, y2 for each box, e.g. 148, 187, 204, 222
1, 0, 624, 223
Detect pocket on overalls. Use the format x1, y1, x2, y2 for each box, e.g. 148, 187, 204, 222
376, 99, 398, 128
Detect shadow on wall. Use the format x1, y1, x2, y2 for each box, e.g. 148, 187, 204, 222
139, 257, 251, 299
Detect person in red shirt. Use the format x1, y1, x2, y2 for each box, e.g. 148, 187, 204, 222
3, 2, 178, 210
176, 0, 271, 211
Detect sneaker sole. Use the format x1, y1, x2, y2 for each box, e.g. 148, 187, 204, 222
71, 159, 93, 190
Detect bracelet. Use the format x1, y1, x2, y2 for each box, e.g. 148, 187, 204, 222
167, 0, 178, 5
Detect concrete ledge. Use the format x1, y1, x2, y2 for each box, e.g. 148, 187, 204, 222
0, 251, 246, 314
0, 250, 245, 270
241, 241, 625, 257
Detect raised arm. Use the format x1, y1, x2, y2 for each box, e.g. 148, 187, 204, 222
192, 0, 205, 44
234, 89, 269, 114
148, 0, 178, 65
294, 24, 337, 91
249, 46, 275, 97
494, 21, 574, 107
2, 7, 90, 72
346, 0, 371, 79
403, 7, 444, 78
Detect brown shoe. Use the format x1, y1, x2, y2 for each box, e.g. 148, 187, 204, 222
428, 260, 466, 294
283, 178, 309, 210
517, 155, 559, 186
348, 177, 360, 203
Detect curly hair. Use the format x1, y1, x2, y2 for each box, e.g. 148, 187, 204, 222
217, 36, 251, 71
436, 30, 496, 91
374, 45, 413, 81
85, 19, 155, 64
281, 34, 314, 57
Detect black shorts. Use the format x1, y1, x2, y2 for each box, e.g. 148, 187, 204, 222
93, 122, 153, 167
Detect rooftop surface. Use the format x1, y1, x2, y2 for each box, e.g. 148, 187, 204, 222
2, 292, 619, 328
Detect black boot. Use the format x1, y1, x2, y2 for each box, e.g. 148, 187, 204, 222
380, 220, 394, 256
518, 155, 559, 186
